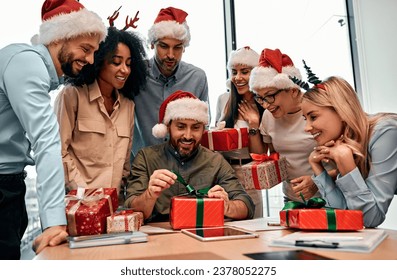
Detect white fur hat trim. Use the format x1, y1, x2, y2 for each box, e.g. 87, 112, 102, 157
249, 65, 302, 93
148, 21, 191, 46
37, 8, 107, 45
227, 48, 259, 71
152, 97, 208, 138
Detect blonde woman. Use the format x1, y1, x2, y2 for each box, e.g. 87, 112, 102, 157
301, 76, 397, 227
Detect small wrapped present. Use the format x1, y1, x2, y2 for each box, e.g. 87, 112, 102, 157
65, 187, 118, 236
241, 153, 288, 190
170, 196, 224, 229
201, 127, 248, 151
169, 170, 224, 229
279, 197, 364, 231
106, 209, 144, 233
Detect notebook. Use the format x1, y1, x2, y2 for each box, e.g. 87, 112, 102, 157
68, 231, 148, 249
225, 217, 284, 232
269, 229, 387, 253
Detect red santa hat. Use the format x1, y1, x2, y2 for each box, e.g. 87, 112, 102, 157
34, 0, 107, 45
249, 48, 302, 93
227, 46, 259, 72
148, 7, 191, 46
152, 90, 209, 138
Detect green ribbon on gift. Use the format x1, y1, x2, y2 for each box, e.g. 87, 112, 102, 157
282, 193, 326, 210
171, 170, 212, 227
282, 193, 337, 231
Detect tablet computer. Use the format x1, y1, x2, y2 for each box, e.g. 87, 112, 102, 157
181, 226, 259, 242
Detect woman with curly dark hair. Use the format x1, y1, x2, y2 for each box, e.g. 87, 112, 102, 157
54, 27, 147, 204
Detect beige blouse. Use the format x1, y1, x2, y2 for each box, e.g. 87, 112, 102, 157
54, 80, 134, 193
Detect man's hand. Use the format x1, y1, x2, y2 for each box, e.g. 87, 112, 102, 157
32, 225, 68, 254
207, 185, 248, 219
207, 185, 229, 202
147, 169, 177, 198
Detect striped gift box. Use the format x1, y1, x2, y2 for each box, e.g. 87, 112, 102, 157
170, 196, 224, 230
280, 208, 364, 231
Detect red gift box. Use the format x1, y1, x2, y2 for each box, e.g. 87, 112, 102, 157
170, 196, 224, 229
201, 128, 248, 151
106, 209, 144, 233
65, 187, 118, 236
280, 208, 364, 231
242, 153, 288, 190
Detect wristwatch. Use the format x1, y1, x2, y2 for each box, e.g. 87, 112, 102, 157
248, 128, 259, 136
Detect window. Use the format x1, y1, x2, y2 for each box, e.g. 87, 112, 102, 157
232, 0, 354, 86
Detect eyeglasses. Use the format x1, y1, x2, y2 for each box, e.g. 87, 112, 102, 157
254, 89, 284, 105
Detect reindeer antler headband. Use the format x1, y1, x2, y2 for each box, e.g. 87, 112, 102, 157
290, 60, 325, 91
107, 6, 140, 30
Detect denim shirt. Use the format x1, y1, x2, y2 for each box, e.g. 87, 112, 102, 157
0, 43, 66, 228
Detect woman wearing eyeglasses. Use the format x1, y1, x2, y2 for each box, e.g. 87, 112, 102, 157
240, 48, 323, 203
217, 46, 265, 218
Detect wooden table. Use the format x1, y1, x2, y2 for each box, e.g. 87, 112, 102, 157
34, 223, 397, 260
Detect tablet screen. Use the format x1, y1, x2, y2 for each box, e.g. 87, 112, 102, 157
182, 226, 258, 241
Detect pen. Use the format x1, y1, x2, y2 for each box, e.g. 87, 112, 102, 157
297, 236, 363, 242
295, 240, 339, 249
267, 222, 281, 226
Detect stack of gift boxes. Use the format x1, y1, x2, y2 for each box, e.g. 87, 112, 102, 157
201, 127, 288, 191
65, 187, 143, 236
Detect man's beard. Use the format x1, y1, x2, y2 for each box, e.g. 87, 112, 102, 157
177, 146, 193, 158
61, 61, 77, 78
155, 55, 177, 75
172, 138, 197, 159
58, 46, 78, 77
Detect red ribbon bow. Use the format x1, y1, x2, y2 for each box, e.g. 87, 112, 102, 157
249, 153, 282, 190
250, 152, 280, 162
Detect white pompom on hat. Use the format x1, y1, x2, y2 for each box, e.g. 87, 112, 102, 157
227, 46, 260, 72
148, 6, 191, 46
34, 0, 107, 45
152, 90, 209, 138
249, 48, 302, 93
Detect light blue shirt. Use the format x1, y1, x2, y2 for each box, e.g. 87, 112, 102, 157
0, 43, 66, 229
313, 117, 397, 227
132, 57, 209, 156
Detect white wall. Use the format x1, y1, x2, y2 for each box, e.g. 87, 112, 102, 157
353, 0, 397, 229
353, 0, 397, 114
